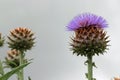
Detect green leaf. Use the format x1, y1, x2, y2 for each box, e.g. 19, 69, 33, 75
84, 60, 88, 65
92, 62, 97, 68
28, 76, 32, 80
92, 78, 96, 80
0, 62, 30, 80
85, 73, 88, 78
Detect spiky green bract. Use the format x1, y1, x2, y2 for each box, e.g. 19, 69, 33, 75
7, 27, 35, 52
71, 26, 109, 57
5, 58, 20, 68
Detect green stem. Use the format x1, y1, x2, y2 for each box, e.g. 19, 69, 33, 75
87, 55, 93, 80
17, 71, 21, 80
18, 51, 24, 80
0, 60, 4, 75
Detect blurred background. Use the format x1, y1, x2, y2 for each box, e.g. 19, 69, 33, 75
0, 0, 119, 80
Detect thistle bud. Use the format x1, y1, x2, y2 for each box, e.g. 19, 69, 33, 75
7, 27, 35, 51
6, 49, 20, 68
67, 13, 109, 56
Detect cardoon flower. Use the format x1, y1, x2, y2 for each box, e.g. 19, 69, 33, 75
67, 13, 109, 57
6, 49, 20, 68
7, 27, 35, 52
67, 13, 109, 80
0, 33, 4, 47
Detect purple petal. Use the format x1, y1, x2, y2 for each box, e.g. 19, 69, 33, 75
67, 13, 108, 31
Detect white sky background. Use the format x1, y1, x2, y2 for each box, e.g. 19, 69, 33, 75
0, 0, 120, 80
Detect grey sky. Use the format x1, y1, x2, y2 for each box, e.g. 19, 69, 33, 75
0, 0, 120, 80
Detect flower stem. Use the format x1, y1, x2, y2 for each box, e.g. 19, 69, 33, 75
87, 55, 93, 80
18, 51, 24, 80
0, 60, 4, 75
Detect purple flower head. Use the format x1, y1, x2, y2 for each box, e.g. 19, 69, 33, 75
67, 13, 108, 31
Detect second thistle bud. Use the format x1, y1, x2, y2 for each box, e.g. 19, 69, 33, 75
6, 49, 20, 68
